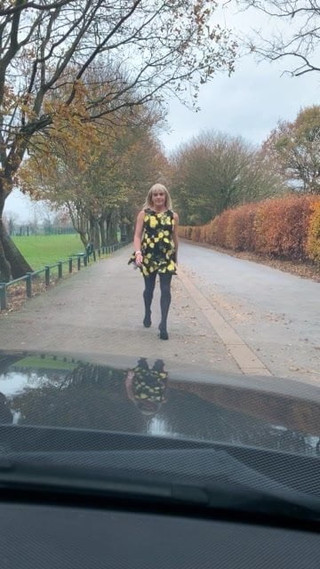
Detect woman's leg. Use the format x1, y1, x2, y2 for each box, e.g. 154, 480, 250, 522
143, 273, 156, 327
159, 273, 173, 339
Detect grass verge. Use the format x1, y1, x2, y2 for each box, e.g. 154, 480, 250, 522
13, 234, 83, 270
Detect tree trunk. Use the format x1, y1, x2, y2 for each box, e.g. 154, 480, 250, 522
0, 219, 33, 280
93, 222, 100, 249
0, 190, 33, 282
89, 217, 100, 249
106, 212, 117, 244
0, 229, 11, 282
99, 218, 107, 247
79, 231, 87, 247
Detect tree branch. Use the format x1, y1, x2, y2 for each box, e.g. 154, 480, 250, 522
0, 0, 73, 17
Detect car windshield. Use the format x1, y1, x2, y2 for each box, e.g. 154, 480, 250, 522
0, 0, 319, 511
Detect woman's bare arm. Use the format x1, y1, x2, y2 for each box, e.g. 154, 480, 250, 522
173, 212, 179, 264
133, 210, 145, 265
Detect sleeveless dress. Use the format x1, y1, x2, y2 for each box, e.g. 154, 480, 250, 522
129, 208, 177, 277
130, 359, 168, 405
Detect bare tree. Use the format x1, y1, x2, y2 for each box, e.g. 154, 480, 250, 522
239, 1, 320, 76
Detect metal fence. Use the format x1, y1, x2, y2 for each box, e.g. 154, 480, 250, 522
0, 242, 128, 311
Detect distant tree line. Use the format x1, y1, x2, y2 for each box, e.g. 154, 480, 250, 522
169, 106, 320, 226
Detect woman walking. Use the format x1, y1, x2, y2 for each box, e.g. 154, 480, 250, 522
129, 184, 179, 340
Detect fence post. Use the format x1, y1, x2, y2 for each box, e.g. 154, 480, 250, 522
69, 257, 73, 273
26, 272, 32, 298
45, 266, 50, 287
77, 255, 81, 270
58, 261, 63, 279
0, 283, 7, 310
93, 250, 96, 262
84, 255, 88, 267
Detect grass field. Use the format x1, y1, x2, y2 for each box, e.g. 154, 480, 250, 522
13, 234, 83, 271
15, 356, 77, 371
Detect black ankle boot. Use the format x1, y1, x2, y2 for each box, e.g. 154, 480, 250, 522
143, 313, 152, 328
158, 323, 168, 340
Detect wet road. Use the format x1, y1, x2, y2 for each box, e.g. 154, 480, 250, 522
180, 242, 320, 384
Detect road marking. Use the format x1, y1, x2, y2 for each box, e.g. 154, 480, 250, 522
178, 266, 272, 377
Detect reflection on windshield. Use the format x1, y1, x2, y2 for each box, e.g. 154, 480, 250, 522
0, 392, 13, 424
0, 352, 319, 457
125, 358, 168, 416
147, 416, 180, 438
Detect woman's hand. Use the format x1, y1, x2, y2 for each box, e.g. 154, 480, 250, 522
135, 250, 143, 267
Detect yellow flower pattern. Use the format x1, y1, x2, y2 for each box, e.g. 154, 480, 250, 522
130, 359, 168, 405
129, 209, 177, 276
149, 216, 158, 228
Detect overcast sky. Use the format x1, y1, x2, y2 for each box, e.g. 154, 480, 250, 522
159, 2, 320, 153
159, 56, 320, 154
5, 2, 320, 222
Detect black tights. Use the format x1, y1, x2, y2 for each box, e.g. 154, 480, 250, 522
143, 273, 172, 331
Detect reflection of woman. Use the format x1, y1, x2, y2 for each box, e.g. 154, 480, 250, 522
128, 184, 179, 340
125, 358, 168, 416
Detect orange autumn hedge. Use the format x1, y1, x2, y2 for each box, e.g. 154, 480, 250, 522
307, 201, 320, 262
179, 195, 320, 263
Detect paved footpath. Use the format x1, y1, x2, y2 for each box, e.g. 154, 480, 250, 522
0, 245, 243, 378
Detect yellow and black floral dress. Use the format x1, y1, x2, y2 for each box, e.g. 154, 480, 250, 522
129, 208, 177, 277
130, 359, 168, 405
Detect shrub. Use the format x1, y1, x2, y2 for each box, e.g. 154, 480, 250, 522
306, 201, 320, 262
178, 195, 320, 265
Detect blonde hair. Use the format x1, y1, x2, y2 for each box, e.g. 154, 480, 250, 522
143, 183, 173, 210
